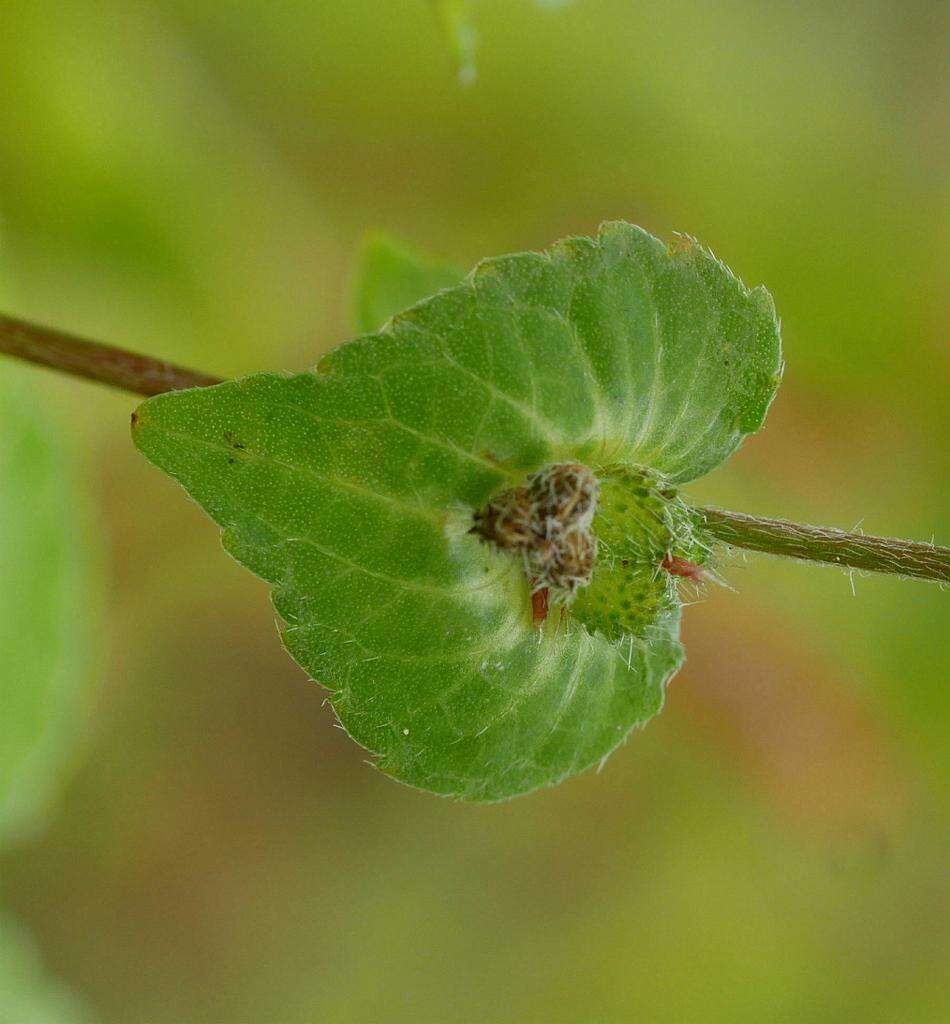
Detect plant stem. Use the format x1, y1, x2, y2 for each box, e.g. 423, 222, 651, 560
694, 506, 950, 585
0, 311, 222, 396
2, 308, 948, 585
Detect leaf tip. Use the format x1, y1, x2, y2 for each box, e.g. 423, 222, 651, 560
129, 402, 149, 437
750, 282, 778, 319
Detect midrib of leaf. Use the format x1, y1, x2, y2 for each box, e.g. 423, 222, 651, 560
149, 422, 444, 525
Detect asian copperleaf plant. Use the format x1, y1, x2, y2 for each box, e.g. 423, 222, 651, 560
131, 221, 782, 801
1, 222, 947, 802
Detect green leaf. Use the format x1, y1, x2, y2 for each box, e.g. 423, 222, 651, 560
132, 222, 781, 800
353, 234, 463, 335
0, 915, 95, 1023
0, 371, 99, 838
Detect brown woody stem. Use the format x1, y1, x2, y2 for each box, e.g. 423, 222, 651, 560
694, 506, 950, 585
0, 311, 222, 396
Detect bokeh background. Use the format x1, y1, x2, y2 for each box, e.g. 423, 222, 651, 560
1, 1, 949, 1020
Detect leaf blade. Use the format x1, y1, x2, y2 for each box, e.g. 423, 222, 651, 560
0, 372, 100, 838
0, 915, 96, 1024
133, 222, 780, 799
353, 233, 463, 334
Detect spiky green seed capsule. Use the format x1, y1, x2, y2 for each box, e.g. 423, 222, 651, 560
570, 465, 707, 643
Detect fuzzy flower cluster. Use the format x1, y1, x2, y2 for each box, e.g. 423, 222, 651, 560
471, 463, 600, 595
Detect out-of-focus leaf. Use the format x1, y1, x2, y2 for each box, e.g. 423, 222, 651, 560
430, 0, 479, 85
430, 0, 573, 84
0, 915, 94, 1023
353, 234, 462, 334
133, 222, 781, 800
0, 370, 99, 840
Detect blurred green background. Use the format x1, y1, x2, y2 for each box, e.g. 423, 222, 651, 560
1, 1, 948, 1021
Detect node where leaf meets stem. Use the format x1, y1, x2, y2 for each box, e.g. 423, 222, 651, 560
1, 307, 948, 586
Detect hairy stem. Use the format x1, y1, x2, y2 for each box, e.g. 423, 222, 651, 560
694, 506, 950, 585
0, 311, 222, 396
2, 309, 947, 585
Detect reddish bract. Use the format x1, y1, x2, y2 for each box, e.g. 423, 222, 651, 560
661, 554, 704, 582
531, 586, 550, 626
